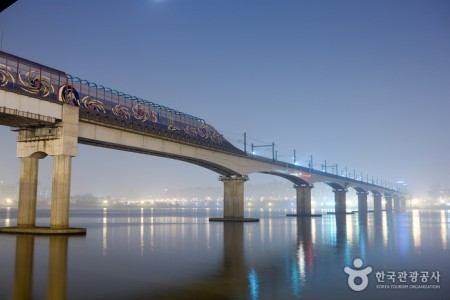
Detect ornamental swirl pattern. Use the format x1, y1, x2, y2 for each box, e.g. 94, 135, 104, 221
198, 124, 210, 138
82, 96, 105, 113
19, 71, 54, 97
132, 104, 149, 122
211, 132, 223, 143
184, 126, 198, 136
112, 105, 131, 119
0, 52, 227, 146
0, 64, 15, 87
58, 84, 80, 106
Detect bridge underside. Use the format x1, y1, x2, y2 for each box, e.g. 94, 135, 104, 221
78, 137, 240, 176
0, 107, 57, 128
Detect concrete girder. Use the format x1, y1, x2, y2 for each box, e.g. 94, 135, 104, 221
259, 172, 310, 186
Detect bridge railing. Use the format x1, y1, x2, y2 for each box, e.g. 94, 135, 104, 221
65, 74, 207, 130
245, 151, 404, 192
0, 51, 243, 154
0, 51, 207, 130
0, 51, 67, 102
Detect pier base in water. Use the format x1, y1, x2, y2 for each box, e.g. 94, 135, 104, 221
286, 213, 322, 217
209, 217, 259, 222
0, 226, 86, 235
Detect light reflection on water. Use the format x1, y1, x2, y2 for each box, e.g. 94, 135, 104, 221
102, 207, 108, 257
0, 208, 449, 299
412, 209, 421, 248
441, 210, 448, 249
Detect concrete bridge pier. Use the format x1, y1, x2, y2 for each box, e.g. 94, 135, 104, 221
357, 191, 369, 213
332, 188, 352, 214
400, 197, 407, 211
210, 175, 258, 222
17, 156, 40, 228
393, 195, 401, 211
373, 193, 382, 213
287, 184, 321, 217
385, 195, 393, 212
0, 104, 85, 235
50, 155, 72, 229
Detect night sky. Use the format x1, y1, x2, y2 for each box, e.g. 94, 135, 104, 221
0, 0, 449, 198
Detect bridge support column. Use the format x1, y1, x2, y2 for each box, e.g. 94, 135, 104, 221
333, 189, 348, 214
392, 196, 402, 212
385, 195, 393, 212
210, 175, 258, 222
400, 197, 407, 211
50, 155, 72, 229
0, 104, 85, 235
17, 157, 39, 228
287, 184, 321, 217
357, 191, 369, 213
373, 193, 382, 213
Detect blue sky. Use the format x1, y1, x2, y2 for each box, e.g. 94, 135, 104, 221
1, 0, 449, 197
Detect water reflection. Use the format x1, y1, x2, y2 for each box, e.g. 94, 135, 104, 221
248, 268, 259, 300
148, 222, 252, 299
11, 235, 70, 300
2, 208, 449, 299
412, 209, 421, 248
5, 207, 11, 227
294, 218, 314, 292
12, 235, 34, 300
335, 215, 347, 251
140, 207, 144, 255
441, 210, 448, 250
102, 207, 108, 256
357, 213, 368, 261
382, 212, 388, 247
223, 223, 249, 298
47, 236, 69, 300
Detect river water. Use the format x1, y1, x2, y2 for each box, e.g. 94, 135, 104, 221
0, 207, 449, 299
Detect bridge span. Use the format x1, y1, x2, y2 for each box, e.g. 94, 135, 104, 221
0, 51, 407, 234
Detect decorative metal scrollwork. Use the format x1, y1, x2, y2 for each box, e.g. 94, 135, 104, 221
58, 84, 80, 106
198, 124, 210, 138
112, 105, 131, 119
82, 96, 105, 113
19, 71, 54, 96
0, 64, 15, 87
184, 126, 198, 136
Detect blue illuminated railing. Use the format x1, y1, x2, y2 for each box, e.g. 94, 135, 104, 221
0, 50, 206, 128
0, 50, 237, 151
66, 74, 205, 124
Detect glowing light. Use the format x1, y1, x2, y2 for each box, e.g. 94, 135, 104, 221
102, 208, 108, 256
382, 213, 388, 247
140, 207, 145, 255
248, 269, 259, 300
5, 207, 10, 227
412, 209, 421, 248
441, 211, 447, 249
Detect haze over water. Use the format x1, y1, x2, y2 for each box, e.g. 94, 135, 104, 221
0, 207, 448, 299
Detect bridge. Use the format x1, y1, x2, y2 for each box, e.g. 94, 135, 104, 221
0, 50, 407, 234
